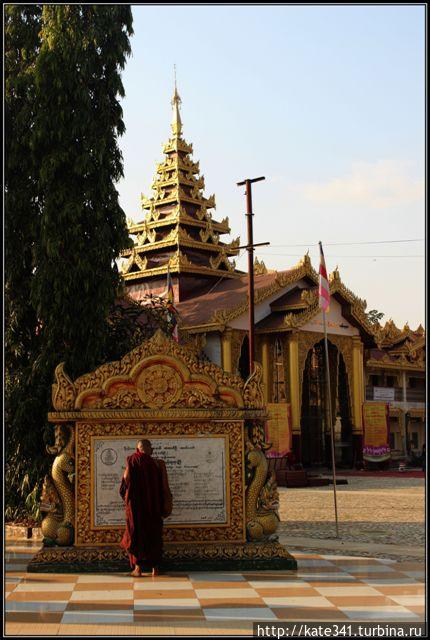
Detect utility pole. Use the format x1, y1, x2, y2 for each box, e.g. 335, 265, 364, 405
236, 177, 269, 375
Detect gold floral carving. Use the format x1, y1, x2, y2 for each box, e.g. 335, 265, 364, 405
136, 364, 182, 408
52, 364, 76, 411
52, 330, 268, 413
211, 255, 319, 325
254, 257, 268, 275
75, 421, 245, 546
28, 540, 294, 567
243, 363, 265, 409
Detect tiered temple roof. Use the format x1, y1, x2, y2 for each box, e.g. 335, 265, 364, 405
121, 84, 241, 301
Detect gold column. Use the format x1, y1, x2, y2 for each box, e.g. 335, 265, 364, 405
221, 328, 233, 373
288, 332, 301, 430
261, 335, 270, 403
351, 336, 364, 432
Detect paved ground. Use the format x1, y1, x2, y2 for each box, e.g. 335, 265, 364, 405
5, 541, 425, 635
278, 476, 425, 561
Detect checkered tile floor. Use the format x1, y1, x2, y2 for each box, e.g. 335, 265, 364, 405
5, 541, 425, 635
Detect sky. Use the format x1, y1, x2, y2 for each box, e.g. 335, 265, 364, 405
117, 5, 425, 329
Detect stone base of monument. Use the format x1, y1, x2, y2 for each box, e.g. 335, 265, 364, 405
27, 541, 297, 573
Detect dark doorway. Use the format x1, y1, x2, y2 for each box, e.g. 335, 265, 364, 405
300, 339, 352, 468
238, 334, 250, 380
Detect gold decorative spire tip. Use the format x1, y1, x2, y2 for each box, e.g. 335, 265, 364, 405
171, 65, 182, 137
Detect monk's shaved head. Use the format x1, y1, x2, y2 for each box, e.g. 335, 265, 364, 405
137, 439, 152, 454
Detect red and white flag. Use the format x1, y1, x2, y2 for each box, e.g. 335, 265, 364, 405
318, 241, 330, 313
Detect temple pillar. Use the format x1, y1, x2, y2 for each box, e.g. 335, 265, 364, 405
351, 336, 364, 433
221, 328, 233, 373
261, 335, 270, 403
288, 332, 301, 431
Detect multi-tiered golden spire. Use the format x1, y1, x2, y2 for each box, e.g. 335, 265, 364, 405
121, 81, 241, 300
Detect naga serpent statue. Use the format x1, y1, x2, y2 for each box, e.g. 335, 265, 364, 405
41, 423, 75, 546
245, 440, 280, 541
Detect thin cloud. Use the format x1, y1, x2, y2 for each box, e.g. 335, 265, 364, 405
289, 160, 424, 209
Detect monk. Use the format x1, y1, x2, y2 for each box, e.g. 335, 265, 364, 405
120, 439, 171, 577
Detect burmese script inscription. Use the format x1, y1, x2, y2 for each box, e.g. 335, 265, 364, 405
93, 436, 227, 528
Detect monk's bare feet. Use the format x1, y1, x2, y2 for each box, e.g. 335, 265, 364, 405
130, 566, 142, 577
152, 567, 159, 577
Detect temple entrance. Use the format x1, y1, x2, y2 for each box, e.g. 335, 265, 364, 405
238, 335, 250, 380
300, 339, 353, 468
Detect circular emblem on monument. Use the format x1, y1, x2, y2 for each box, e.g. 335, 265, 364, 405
206, 450, 215, 463
101, 448, 117, 465
136, 365, 182, 408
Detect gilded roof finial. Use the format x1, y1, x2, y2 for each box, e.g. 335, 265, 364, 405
171, 65, 182, 137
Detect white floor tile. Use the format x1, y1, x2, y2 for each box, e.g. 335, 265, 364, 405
134, 581, 194, 590
189, 573, 246, 582
248, 580, 309, 589
262, 596, 334, 607
384, 595, 425, 606
315, 586, 382, 596
69, 589, 133, 601
76, 575, 133, 583
134, 599, 200, 609
342, 565, 396, 573
14, 582, 76, 592
6, 601, 68, 612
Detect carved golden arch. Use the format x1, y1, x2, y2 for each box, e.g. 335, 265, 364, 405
52, 329, 266, 415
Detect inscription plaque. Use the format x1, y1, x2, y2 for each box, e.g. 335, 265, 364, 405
93, 436, 228, 528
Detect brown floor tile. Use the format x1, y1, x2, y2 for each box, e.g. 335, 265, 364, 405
58, 624, 140, 635
255, 587, 320, 597
5, 611, 64, 624
66, 602, 133, 611
134, 610, 205, 622
326, 595, 400, 607
376, 585, 425, 595
272, 607, 350, 620
6, 622, 61, 635
242, 574, 303, 582
408, 606, 425, 617
394, 563, 424, 570
7, 591, 73, 601
199, 598, 266, 607
73, 581, 133, 591
133, 589, 198, 599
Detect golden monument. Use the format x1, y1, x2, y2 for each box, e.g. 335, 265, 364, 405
30, 330, 296, 572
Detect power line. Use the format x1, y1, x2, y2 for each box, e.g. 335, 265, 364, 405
253, 253, 424, 258
267, 239, 424, 248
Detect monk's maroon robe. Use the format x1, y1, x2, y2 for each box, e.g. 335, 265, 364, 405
120, 451, 164, 568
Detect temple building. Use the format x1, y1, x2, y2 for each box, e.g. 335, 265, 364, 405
121, 86, 425, 468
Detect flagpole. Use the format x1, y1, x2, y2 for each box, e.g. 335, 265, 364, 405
322, 309, 339, 538
319, 241, 339, 539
